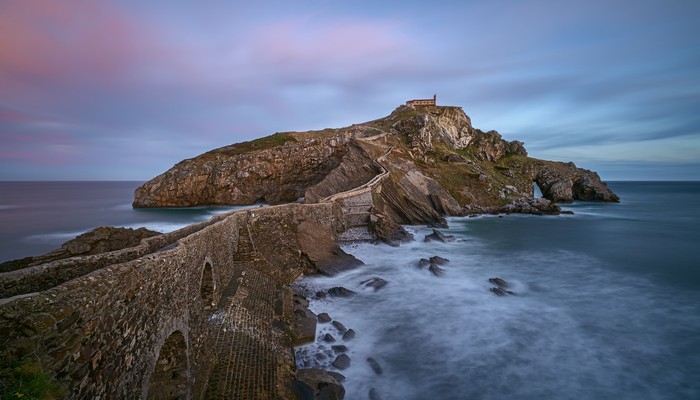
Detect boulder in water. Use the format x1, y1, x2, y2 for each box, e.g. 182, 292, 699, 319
328, 287, 356, 297
360, 277, 388, 291
332, 354, 351, 370
424, 229, 455, 243
429, 264, 445, 277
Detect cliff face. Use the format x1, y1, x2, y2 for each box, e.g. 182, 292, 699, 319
134, 104, 619, 223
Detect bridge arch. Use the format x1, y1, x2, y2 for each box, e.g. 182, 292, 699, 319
146, 330, 191, 400
201, 257, 215, 312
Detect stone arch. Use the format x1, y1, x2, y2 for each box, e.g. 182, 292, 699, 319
147, 330, 190, 400
201, 258, 215, 312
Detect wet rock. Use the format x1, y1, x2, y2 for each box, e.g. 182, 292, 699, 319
367, 357, 383, 375
318, 313, 332, 323
328, 287, 356, 297
428, 264, 445, 277
488, 278, 509, 288
327, 371, 346, 383
342, 329, 356, 340
369, 387, 381, 400
323, 333, 336, 343
316, 291, 328, 299
417, 258, 431, 268
332, 321, 347, 333
332, 354, 351, 370
490, 287, 515, 296
331, 345, 348, 353
429, 256, 450, 265
316, 353, 327, 360
293, 368, 346, 400
360, 277, 388, 291
424, 229, 455, 243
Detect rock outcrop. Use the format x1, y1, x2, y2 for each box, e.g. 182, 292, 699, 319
134, 104, 619, 233
0, 227, 160, 272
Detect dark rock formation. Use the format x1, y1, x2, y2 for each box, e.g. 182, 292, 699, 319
290, 296, 317, 346
429, 256, 450, 265
489, 278, 509, 288
417, 258, 431, 268
360, 277, 388, 291
424, 229, 455, 243
327, 287, 356, 297
490, 287, 515, 296
3, 227, 161, 269
293, 368, 346, 400
367, 358, 383, 375
428, 264, 445, 277
331, 345, 348, 354
317, 313, 332, 323
331, 354, 351, 370
369, 387, 381, 400
342, 329, 356, 341
322, 334, 336, 343
332, 321, 347, 333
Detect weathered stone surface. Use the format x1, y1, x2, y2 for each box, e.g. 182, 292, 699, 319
317, 313, 332, 323
298, 220, 364, 276
293, 368, 346, 400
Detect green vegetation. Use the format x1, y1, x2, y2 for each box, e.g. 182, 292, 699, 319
0, 359, 66, 400
216, 132, 298, 156
0, 257, 33, 273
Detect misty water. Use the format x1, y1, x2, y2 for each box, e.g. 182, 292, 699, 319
295, 182, 700, 399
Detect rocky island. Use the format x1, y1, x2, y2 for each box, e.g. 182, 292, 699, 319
0, 102, 618, 399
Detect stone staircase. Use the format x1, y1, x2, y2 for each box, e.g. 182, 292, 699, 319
203, 227, 294, 399
337, 192, 374, 242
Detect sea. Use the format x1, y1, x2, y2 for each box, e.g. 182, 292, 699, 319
1, 181, 699, 399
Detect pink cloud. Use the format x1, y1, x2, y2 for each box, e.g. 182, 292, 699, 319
247, 18, 416, 80
0, 0, 174, 92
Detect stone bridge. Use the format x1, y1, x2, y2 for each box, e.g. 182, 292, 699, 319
0, 144, 394, 399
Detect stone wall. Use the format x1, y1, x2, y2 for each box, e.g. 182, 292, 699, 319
0, 203, 340, 399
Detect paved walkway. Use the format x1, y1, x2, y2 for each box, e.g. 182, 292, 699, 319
203, 227, 293, 399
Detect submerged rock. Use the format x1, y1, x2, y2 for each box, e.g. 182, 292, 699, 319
369, 387, 381, 400
417, 258, 431, 268
360, 277, 388, 291
428, 264, 445, 277
488, 278, 509, 288
331, 345, 348, 353
327, 287, 356, 297
367, 357, 383, 375
490, 287, 515, 296
429, 256, 450, 265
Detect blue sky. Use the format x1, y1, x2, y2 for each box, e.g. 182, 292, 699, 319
1, 0, 699, 180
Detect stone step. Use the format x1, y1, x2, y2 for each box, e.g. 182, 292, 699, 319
344, 213, 370, 227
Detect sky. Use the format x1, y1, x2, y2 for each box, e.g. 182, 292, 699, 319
1, 0, 699, 181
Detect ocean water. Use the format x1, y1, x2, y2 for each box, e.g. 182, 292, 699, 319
296, 182, 700, 400
0, 181, 248, 262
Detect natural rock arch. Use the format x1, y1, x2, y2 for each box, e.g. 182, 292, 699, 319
201, 259, 215, 312
147, 330, 190, 400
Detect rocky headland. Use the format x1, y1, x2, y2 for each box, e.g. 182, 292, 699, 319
134, 104, 618, 242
